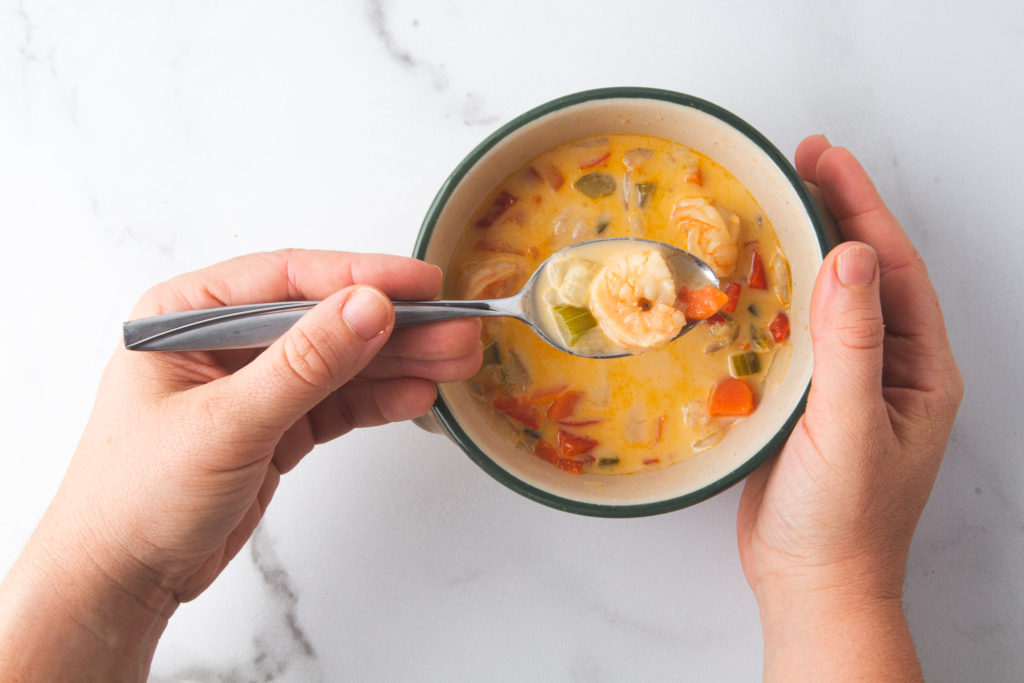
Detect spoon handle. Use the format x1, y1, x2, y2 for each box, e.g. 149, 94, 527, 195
123, 298, 520, 351
393, 299, 520, 326
123, 301, 318, 351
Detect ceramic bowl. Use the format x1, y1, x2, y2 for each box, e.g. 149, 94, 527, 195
413, 87, 832, 517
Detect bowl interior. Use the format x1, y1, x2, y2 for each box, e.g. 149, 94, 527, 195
417, 90, 826, 516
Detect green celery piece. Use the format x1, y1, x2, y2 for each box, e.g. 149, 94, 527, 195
482, 342, 501, 365
573, 172, 616, 198
730, 351, 761, 377
636, 182, 657, 208
552, 304, 597, 345
750, 324, 772, 351
598, 457, 620, 467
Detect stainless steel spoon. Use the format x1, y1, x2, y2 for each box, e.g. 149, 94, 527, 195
123, 238, 719, 358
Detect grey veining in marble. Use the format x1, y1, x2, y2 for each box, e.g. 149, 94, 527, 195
1, 1, 1022, 681
151, 528, 321, 682
366, 0, 501, 127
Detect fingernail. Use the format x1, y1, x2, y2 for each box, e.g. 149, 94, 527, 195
342, 287, 391, 341
836, 245, 877, 286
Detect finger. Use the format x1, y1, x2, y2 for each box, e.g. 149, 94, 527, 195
268, 417, 316, 475
131, 249, 442, 318
212, 284, 395, 437
877, 266, 958, 393
814, 147, 918, 275
794, 134, 832, 183
382, 318, 483, 361
807, 242, 888, 434
358, 318, 484, 381
357, 348, 483, 383
305, 377, 439, 445
813, 147, 954, 350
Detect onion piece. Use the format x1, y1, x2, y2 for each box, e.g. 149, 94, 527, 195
623, 147, 654, 167
502, 350, 530, 394
692, 429, 725, 452
763, 343, 793, 394
770, 252, 792, 305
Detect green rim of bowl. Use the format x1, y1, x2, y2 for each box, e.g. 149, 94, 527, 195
414, 86, 826, 517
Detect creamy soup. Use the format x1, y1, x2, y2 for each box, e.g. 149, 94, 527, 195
447, 134, 792, 475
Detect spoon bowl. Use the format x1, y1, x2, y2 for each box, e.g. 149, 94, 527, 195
512, 237, 719, 358
122, 238, 718, 354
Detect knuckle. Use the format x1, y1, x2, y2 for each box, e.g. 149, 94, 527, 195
946, 365, 965, 405
833, 308, 885, 351
279, 326, 339, 389
936, 365, 966, 417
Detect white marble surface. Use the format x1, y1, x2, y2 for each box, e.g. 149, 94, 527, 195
1, 1, 1022, 680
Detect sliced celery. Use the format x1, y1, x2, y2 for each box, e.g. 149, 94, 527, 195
552, 304, 597, 346
730, 351, 761, 377
636, 182, 657, 208
482, 342, 501, 366
750, 325, 772, 351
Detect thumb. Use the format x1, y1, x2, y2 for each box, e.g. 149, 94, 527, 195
808, 242, 885, 426
223, 285, 394, 434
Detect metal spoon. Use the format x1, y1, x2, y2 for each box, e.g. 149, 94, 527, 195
123, 238, 719, 358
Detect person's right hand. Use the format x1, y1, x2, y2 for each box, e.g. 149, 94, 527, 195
735, 136, 963, 680
0, 249, 482, 681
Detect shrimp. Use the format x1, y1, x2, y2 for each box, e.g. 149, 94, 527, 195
587, 249, 686, 351
457, 258, 523, 300
671, 197, 740, 278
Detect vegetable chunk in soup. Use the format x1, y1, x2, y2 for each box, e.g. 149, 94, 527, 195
447, 134, 792, 476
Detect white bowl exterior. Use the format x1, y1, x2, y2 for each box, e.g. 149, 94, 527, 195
422, 97, 820, 508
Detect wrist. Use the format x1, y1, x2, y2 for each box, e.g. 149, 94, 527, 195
754, 570, 921, 682
0, 512, 177, 681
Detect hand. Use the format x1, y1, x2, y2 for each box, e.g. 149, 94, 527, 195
736, 137, 963, 679
0, 249, 482, 680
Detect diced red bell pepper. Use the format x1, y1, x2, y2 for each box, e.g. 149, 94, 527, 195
557, 419, 602, 427
474, 190, 518, 229
534, 439, 584, 474
492, 396, 540, 430
769, 312, 790, 343
557, 429, 598, 457
703, 312, 728, 327
721, 282, 742, 313
528, 385, 568, 405
654, 414, 667, 443
541, 165, 564, 190
747, 251, 767, 289
579, 152, 610, 169
546, 390, 581, 422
